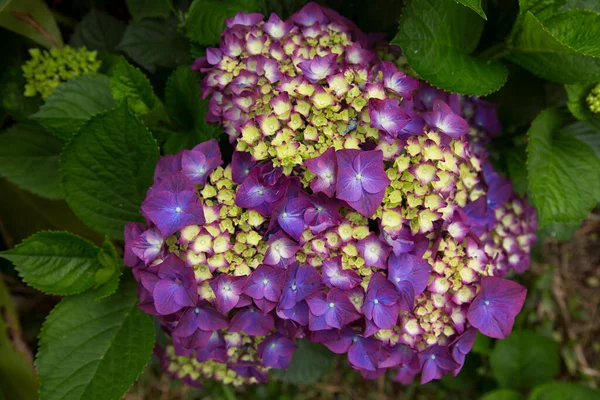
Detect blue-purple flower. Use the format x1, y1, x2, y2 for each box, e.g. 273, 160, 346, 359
306, 288, 361, 330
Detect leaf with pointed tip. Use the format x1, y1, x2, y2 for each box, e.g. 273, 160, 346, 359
454, 0, 486, 19
0, 231, 101, 295
70, 9, 125, 52
527, 109, 600, 227
529, 382, 600, 400
31, 75, 117, 141
37, 280, 155, 400
60, 104, 159, 239
392, 0, 507, 96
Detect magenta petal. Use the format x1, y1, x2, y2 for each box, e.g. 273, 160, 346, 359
229, 307, 274, 336
345, 188, 386, 218
423, 99, 470, 138
388, 253, 432, 295
467, 276, 527, 339
153, 280, 186, 315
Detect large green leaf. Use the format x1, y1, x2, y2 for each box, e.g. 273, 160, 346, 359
0, 66, 42, 121
109, 57, 158, 116
391, 0, 507, 96
563, 0, 600, 12
187, 0, 261, 45
70, 9, 126, 52
117, 19, 190, 73
0, 123, 63, 199
270, 339, 334, 385
37, 280, 155, 400
562, 119, 600, 155
163, 66, 223, 153
60, 104, 159, 239
454, 0, 487, 19
32, 75, 117, 141
490, 331, 560, 391
565, 83, 597, 121
126, 0, 171, 20
508, 6, 600, 83
0, 231, 102, 295
528, 382, 600, 400
0, 0, 63, 49
527, 108, 600, 227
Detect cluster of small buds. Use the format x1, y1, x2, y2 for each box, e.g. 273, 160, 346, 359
193, 3, 421, 174
587, 83, 600, 114
128, 2, 538, 388
22, 46, 101, 98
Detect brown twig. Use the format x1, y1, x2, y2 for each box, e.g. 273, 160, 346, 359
10, 11, 59, 48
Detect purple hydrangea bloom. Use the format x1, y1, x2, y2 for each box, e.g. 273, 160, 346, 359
380, 61, 419, 99
195, 331, 227, 363
422, 99, 470, 139
173, 302, 229, 349
270, 181, 311, 240
392, 348, 421, 384
298, 54, 338, 83
323, 328, 384, 371
306, 288, 361, 330
363, 273, 400, 330
225, 12, 264, 28
450, 328, 477, 376
369, 98, 412, 141
229, 362, 268, 383
235, 162, 289, 215
356, 233, 391, 270
229, 306, 274, 336
243, 265, 285, 312
131, 227, 163, 265
141, 173, 205, 237
291, 2, 327, 27
388, 253, 431, 311
419, 345, 459, 384
335, 149, 390, 217
467, 276, 527, 339
209, 275, 247, 314
257, 334, 296, 369
304, 194, 342, 233
264, 231, 300, 268
482, 161, 513, 210
152, 254, 198, 315
279, 263, 322, 310
124, 222, 145, 267
305, 147, 337, 197
263, 13, 293, 40
153, 154, 182, 185
277, 299, 309, 325
321, 256, 362, 290
231, 151, 257, 184
180, 139, 223, 185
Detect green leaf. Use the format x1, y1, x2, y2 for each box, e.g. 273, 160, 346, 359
391, 0, 508, 96
32, 75, 117, 141
163, 66, 223, 153
70, 9, 126, 52
0, 66, 42, 121
454, 0, 487, 19
563, 0, 600, 12
187, 0, 261, 45
37, 280, 155, 400
0, 231, 102, 295
508, 9, 600, 83
60, 104, 159, 239
490, 331, 560, 391
480, 390, 525, 400
543, 10, 600, 57
270, 339, 333, 385
0, 123, 63, 199
505, 147, 529, 197
537, 221, 580, 241
565, 83, 596, 120
117, 19, 190, 73
527, 108, 600, 227
109, 57, 157, 116
93, 238, 122, 300
528, 382, 600, 400
126, 0, 171, 20
563, 119, 600, 155
0, 0, 63, 49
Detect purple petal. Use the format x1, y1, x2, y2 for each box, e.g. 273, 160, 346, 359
321, 256, 362, 290
467, 276, 527, 339
229, 307, 274, 336
369, 98, 411, 138
423, 99, 470, 138
388, 253, 432, 295
306, 147, 337, 198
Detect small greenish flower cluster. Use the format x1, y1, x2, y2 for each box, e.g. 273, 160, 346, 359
162, 333, 270, 387
587, 83, 600, 114
176, 166, 268, 283
376, 131, 484, 238
22, 46, 101, 98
